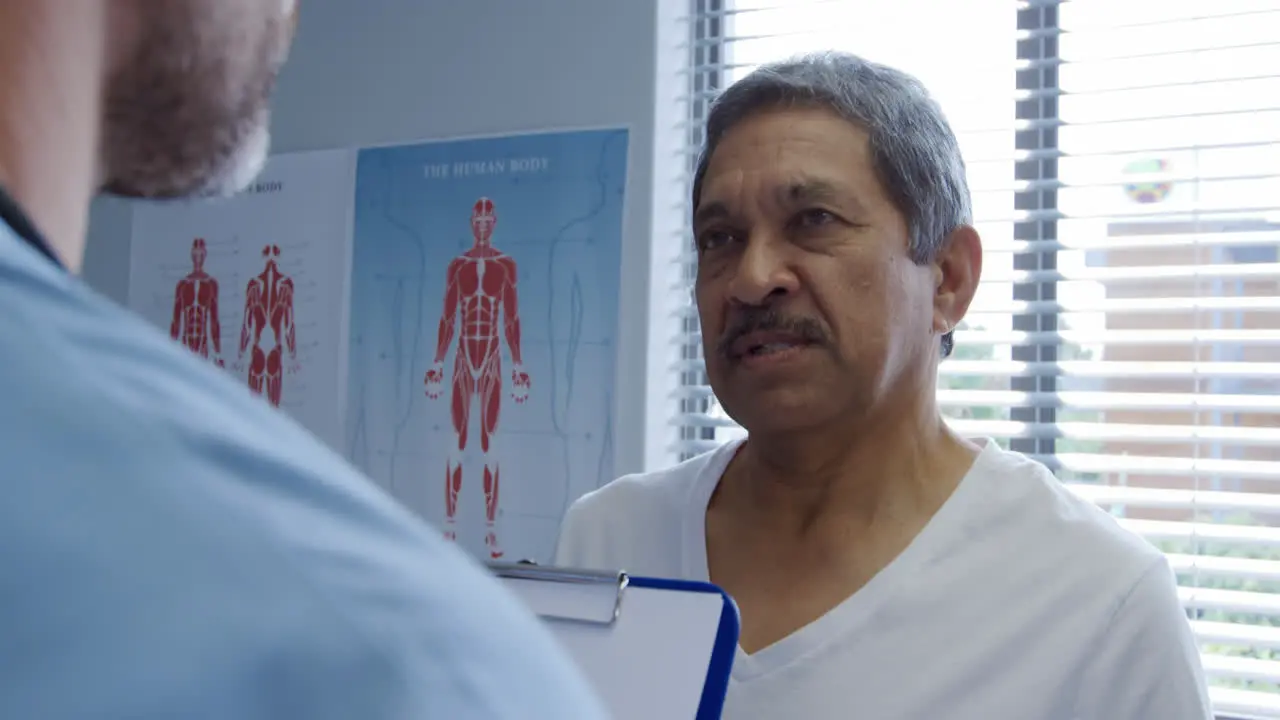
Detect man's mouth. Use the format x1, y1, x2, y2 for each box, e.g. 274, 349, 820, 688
729, 331, 813, 360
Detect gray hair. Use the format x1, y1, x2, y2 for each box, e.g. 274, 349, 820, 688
691, 51, 973, 356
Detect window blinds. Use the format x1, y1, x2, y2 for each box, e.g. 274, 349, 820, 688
678, 1, 1280, 716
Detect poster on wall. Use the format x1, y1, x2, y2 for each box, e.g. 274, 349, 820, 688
346, 127, 629, 564
126, 148, 358, 451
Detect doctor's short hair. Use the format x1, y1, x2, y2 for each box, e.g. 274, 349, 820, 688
691, 51, 973, 358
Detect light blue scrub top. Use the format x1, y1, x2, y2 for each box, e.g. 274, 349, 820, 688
0, 211, 606, 719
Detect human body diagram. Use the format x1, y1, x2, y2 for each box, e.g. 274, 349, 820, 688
238, 244, 298, 407
170, 238, 224, 367
425, 197, 531, 559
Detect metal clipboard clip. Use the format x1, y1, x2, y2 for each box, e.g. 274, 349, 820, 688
488, 561, 630, 627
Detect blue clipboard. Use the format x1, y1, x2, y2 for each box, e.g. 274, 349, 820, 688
627, 575, 740, 720
490, 562, 741, 719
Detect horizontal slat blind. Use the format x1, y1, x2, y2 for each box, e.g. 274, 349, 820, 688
680, 1, 1280, 716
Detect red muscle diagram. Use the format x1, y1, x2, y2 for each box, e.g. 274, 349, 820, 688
425, 197, 531, 559
238, 244, 299, 407
170, 238, 225, 367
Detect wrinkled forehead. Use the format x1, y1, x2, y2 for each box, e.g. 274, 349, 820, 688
696, 107, 879, 217
696, 174, 869, 232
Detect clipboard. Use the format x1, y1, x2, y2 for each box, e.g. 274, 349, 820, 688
489, 562, 740, 720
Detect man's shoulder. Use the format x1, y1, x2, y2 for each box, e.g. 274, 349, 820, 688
0, 249, 605, 717
555, 444, 734, 573
569, 445, 728, 521
0, 238, 417, 615
0, 239, 414, 578
972, 442, 1164, 583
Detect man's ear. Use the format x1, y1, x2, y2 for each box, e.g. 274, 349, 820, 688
932, 224, 982, 340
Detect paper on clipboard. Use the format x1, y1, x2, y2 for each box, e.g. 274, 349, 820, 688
491, 562, 737, 720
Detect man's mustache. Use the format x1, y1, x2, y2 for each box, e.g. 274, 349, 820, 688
716, 307, 829, 358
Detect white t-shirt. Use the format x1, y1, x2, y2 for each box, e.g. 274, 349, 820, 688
555, 438, 1213, 720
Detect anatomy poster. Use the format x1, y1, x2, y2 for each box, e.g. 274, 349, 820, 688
346, 127, 628, 563
126, 148, 358, 451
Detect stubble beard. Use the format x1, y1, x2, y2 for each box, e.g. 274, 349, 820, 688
98, 5, 285, 200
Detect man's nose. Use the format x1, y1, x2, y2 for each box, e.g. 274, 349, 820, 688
726, 236, 800, 306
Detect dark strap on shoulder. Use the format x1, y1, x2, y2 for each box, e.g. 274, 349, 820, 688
0, 184, 65, 269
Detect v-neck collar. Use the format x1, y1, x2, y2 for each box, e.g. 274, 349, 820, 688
682, 437, 999, 682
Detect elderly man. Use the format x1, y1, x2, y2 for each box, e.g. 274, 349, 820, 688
0, 2, 604, 718
556, 52, 1212, 719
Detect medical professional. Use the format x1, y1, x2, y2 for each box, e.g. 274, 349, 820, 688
0, 2, 605, 718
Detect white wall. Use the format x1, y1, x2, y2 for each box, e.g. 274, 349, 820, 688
81, 0, 686, 478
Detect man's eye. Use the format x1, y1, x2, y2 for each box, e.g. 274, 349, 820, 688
698, 230, 735, 251
795, 209, 836, 228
